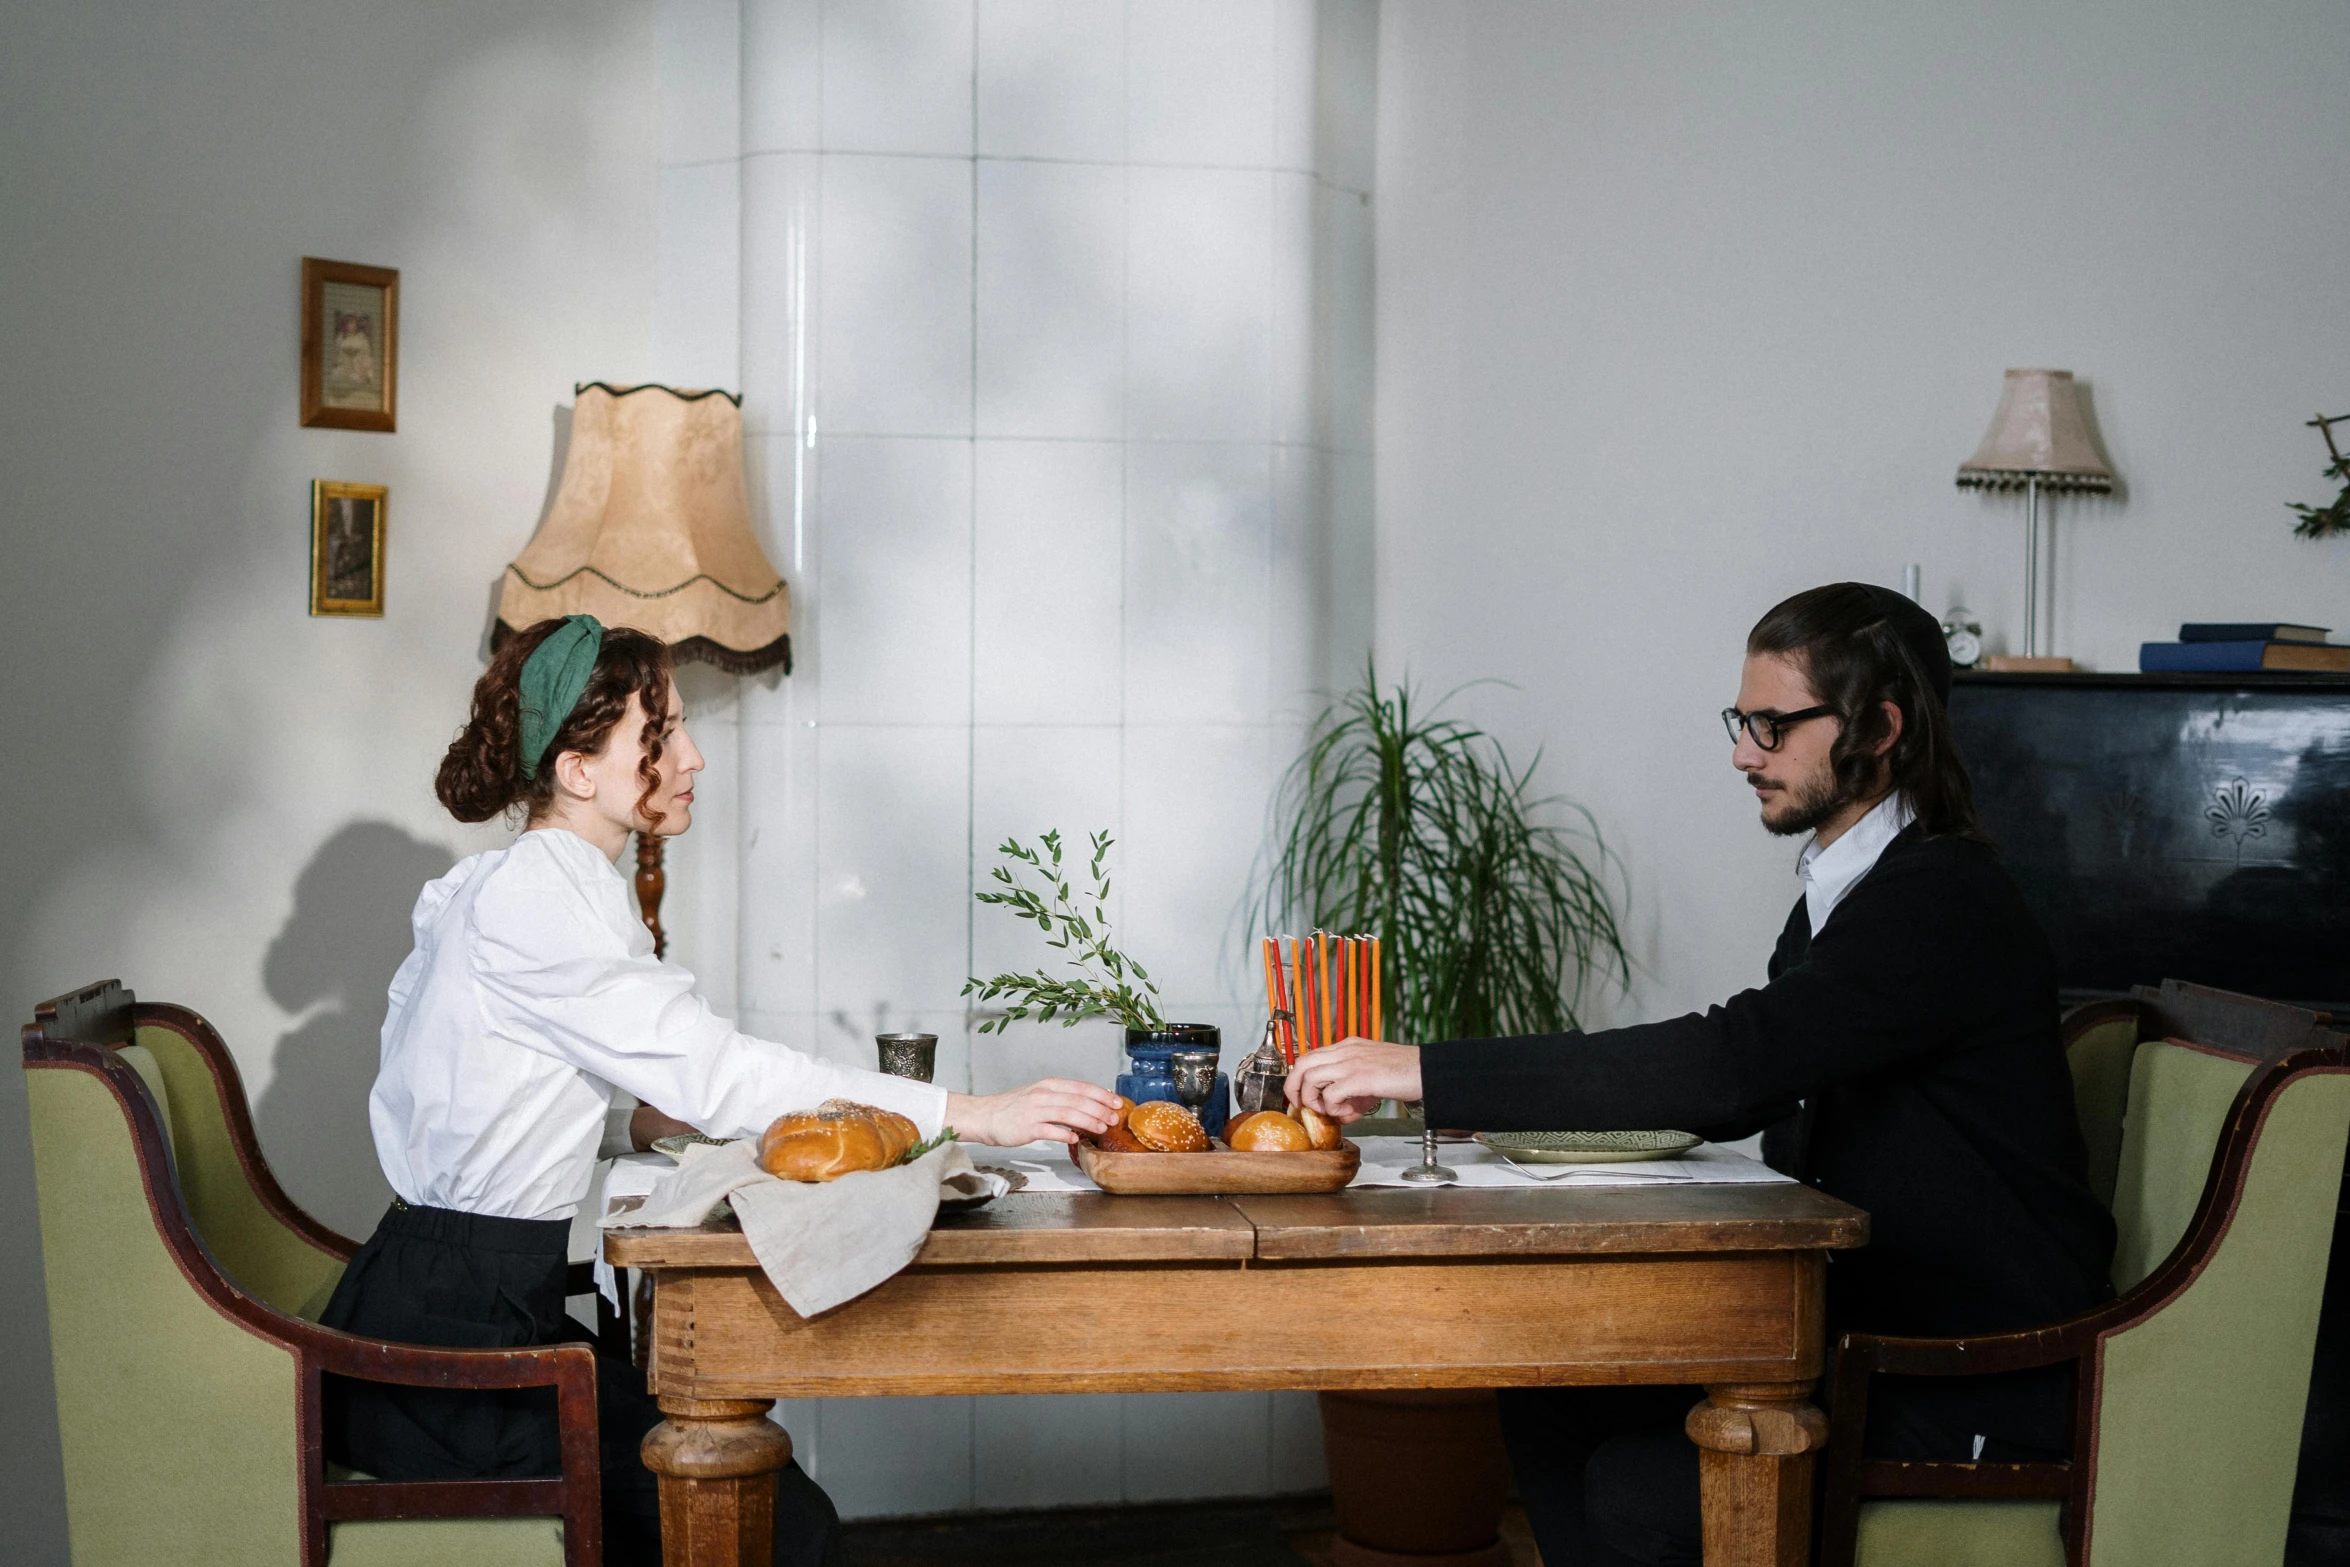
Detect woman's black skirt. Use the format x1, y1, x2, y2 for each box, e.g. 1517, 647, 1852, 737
320, 1199, 840, 1566
320, 1200, 579, 1477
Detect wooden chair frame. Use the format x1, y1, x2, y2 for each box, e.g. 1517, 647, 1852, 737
1817, 983, 2345, 1567
24, 980, 605, 1567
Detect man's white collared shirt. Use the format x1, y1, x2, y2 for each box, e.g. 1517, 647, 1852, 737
1799, 793, 1917, 937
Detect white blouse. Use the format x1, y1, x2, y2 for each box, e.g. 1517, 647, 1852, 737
371, 827, 948, 1221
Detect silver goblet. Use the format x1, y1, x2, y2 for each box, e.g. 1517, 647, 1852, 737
1167, 1046, 1220, 1116
1398, 1102, 1457, 1183
875, 1032, 939, 1083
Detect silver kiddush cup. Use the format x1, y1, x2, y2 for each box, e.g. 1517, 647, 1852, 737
1168, 1047, 1221, 1114
876, 1032, 939, 1083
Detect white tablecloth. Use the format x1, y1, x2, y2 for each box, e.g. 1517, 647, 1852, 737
982, 1136, 1792, 1193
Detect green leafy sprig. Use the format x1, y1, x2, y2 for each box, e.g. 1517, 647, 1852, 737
963, 829, 1167, 1035
901, 1126, 959, 1163
2289, 413, 2350, 540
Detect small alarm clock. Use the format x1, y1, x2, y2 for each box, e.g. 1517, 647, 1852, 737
1942, 608, 1983, 669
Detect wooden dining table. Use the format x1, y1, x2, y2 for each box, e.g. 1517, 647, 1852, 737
605, 1179, 1867, 1567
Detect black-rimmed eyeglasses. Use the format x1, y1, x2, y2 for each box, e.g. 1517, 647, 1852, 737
1721, 704, 1834, 751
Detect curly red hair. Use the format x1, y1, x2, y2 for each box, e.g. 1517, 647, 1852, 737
437, 620, 674, 828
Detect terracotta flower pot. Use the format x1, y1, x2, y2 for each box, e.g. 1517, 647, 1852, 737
1318, 1389, 1513, 1567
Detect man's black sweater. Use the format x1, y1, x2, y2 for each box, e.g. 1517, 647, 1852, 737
1421, 824, 2115, 1449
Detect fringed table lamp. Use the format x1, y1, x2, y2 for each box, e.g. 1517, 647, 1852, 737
497, 382, 791, 954
1954, 368, 2115, 671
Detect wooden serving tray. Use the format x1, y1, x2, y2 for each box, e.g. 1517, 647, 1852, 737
1073, 1138, 1361, 1195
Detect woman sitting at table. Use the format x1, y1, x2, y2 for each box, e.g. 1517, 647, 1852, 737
320, 614, 1121, 1567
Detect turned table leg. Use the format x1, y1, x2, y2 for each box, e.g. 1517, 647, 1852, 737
1686, 1381, 1830, 1567
640, 1395, 794, 1567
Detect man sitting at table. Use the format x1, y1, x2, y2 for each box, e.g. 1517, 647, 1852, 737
1288, 582, 2116, 1567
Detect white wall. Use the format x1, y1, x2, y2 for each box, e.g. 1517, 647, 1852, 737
1373, 0, 2350, 1032
27, 0, 2342, 1549
0, 0, 1377, 1544
0, 3, 659, 1558
641, 0, 1378, 1519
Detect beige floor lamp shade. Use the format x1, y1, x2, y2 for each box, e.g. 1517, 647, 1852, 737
1954, 368, 2116, 662
498, 381, 788, 962
496, 382, 791, 674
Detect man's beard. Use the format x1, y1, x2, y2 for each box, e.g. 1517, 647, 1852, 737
1751, 766, 1856, 838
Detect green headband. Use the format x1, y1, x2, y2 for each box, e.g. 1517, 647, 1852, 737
517, 615, 605, 778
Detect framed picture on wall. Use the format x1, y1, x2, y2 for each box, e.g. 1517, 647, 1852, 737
300, 257, 398, 431
310, 481, 388, 617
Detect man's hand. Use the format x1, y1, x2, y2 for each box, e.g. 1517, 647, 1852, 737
1287, 1038, 1424, 1122
947, 1078, 1124, 1147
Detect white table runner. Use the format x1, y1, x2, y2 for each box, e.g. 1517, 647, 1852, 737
986, 1137, 1792, 1193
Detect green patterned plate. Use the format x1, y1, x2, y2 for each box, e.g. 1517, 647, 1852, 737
1475, 1130, 1702, 1164
650, 1132, 736, 1159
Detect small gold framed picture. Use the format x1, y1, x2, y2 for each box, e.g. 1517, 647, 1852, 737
311, 481, 388, 617
300, 257, 398, 431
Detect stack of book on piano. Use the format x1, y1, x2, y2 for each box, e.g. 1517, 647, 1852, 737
2139, 624, 2349, 672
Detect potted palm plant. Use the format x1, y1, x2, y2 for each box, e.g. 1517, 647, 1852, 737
1258, 663, 1628, 1566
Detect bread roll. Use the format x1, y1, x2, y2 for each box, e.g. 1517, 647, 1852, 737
1296, 1104, 1343, 1151
758, 1101, 922, 1182
1128, 1099, 1210, 1153
1226, 1110, 1311, 1152
1076, 1095, 1138, 1148
1097, 1119, 1152, 1154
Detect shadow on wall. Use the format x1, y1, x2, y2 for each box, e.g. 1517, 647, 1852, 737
256, 820, 455, 1237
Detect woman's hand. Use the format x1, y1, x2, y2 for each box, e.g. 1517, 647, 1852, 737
629, 1103, 699, 1151
947, 1079, 1124, 1147
1287, 1039, 1423, 1122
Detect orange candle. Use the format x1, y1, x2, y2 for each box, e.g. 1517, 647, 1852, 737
1298, 933, 1311, 1051
1296, 936, 1309, 1054
1341, 938, 1351, 1042
1297, 939, 1316, 1061
1358, 936, 1371, 1039
1337, 937, 1347, 1042
1261, 938, 1288, 1064
1370, 935, 1384, 1042
1293, 939, 1309, 1057
1280, 939, 1299, 1063
1344, 944, 1363, 1043
1317, 932, 1332, 1049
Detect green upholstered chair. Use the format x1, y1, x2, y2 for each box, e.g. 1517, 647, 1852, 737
2058, 999, 2146, 1212
97, 988, 630, 1349
24, 980, 602, 1566
2058, 983, 2333, 1213
116, 1000, 357, 1321
1819, 990, 2350, 1567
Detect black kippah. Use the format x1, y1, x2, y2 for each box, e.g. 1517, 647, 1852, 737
1859, 585, 1952, 705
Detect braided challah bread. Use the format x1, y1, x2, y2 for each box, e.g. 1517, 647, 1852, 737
757, 1099, 922, 1182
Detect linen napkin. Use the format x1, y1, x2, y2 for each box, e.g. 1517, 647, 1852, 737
602, 1138, 1008, 1316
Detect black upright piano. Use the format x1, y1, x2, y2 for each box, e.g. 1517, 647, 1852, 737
1951, 670, 2350, 1011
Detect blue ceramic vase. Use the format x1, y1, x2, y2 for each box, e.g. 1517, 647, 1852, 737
1116, 1023, 1229, 1137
